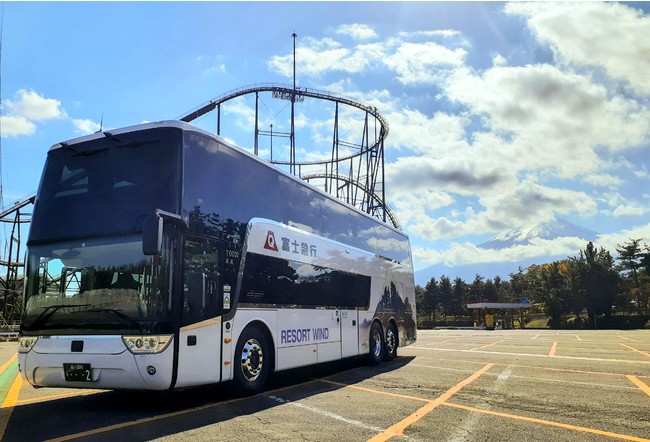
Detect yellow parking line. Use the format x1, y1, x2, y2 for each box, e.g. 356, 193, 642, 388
626, 376, 650, 398
45, 394, 251, 442
15, 389, 101, 406
366, 363, 493, 442
620, 344, 650, 358
0, 354, 16, 376
322, 380, 429, 403
0, 374, 23, 440
44, 378, 324, 442
549, 342, 558, 357
575, 335, 582, 341
443, 402, 650, 442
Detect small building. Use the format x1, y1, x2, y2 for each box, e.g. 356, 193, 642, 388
467, 297, 532, 329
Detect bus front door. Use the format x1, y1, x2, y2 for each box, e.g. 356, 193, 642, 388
175, 236, 223, 388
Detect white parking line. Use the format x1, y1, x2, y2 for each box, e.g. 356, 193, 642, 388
267, 395, 385, 434
497, 365, 513, 382
408, 346, 650, 365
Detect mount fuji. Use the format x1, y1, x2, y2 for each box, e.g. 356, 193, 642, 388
478, 218, 598, 250
414, 218, 599, 286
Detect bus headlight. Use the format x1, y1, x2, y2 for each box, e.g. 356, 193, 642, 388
122, 335, 172, 354
18, 337, 38, 353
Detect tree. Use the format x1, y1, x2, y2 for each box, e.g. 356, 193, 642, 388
439, 276, 453, 322
451, 277, 467, 318
483, 278, 497, 302
415, 284, 425, 320
616, 238, 643, 283
616, 238, 645, 307
468, 274, 484, 302
423, 277, 439, 322
574, 242, 620, 328
494, 276, 515, 302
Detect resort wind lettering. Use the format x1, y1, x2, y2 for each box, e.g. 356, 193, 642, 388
280, 327, 330, 344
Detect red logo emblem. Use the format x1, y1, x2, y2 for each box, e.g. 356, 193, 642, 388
264, 230, 278, 251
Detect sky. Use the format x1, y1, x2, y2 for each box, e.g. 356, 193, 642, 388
1, 1, 650, 275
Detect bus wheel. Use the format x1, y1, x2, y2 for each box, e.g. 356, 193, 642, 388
368, 321, 383, 365
384, 322, 398, 361
232, 326, 271, 395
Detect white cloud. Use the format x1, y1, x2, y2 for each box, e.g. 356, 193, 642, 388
398, 30, 461, 39
5, 89, 66, 121
492, 54, 507, 67
202, 63, 227, 77
268, 37, 371, 78
0, 115, 36, 137
386, 155, 509, 196
582, 173, 622, 187
391, 174, 598, 242
413, 235, 589, 268
335, 24, 378, 41
269, 33, 468, 85
72, 118, 101, 135
444, 64, 650, 178
1, 89, 69, 138
383, 42, 467, 85
482, 180, 598, 224
612, 204, 650, 217
595, 222, 650, 254
223, 96, 256, 130
506, 2, 650, 96
386, 109, 469, 153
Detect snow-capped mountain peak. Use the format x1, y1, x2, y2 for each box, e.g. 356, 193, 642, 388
479, 218, 598, 250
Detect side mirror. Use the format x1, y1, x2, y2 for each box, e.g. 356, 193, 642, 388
142, 214, 163, 256
142, 209, 187, 256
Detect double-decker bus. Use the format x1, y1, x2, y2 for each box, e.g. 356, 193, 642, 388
18, 120, 416, 394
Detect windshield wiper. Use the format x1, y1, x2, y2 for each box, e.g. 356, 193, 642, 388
85, 308, 142, 331
26, 304, 91, 330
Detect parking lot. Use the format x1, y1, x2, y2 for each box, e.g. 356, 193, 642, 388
0, 329, 648, 441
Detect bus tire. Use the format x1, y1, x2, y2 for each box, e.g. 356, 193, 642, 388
384, 322, 398, 361
232, 325, 271, 396
368, 321, 383, 365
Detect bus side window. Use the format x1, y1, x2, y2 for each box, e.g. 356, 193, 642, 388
182, 237, 220, 325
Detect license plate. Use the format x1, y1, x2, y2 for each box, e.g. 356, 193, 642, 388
63, 363, 93, 382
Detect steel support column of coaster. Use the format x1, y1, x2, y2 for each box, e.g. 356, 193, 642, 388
0, 194, 34, 333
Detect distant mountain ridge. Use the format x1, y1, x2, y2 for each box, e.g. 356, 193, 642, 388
414, 218, 599, 286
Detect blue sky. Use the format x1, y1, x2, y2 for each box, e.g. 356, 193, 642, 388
2, 2, 650, 273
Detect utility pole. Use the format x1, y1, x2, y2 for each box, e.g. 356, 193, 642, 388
290, 32, 297, 175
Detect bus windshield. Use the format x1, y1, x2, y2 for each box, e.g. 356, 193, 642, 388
22, 235, 174, 334
29, 127, 181, 243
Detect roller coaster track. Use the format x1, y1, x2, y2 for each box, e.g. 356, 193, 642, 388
0, 193, 34, 222
0, 193, 34, 328
181, 83, 389, 139
301, 172, 400, 230
180, 83, 397, 229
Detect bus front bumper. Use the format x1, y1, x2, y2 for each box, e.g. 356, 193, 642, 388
18, 335, 174, 391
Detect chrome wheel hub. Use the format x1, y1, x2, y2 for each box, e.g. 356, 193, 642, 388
371, 329, 383, 358
240, 338, 264, 381
386, 328, 397, 355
